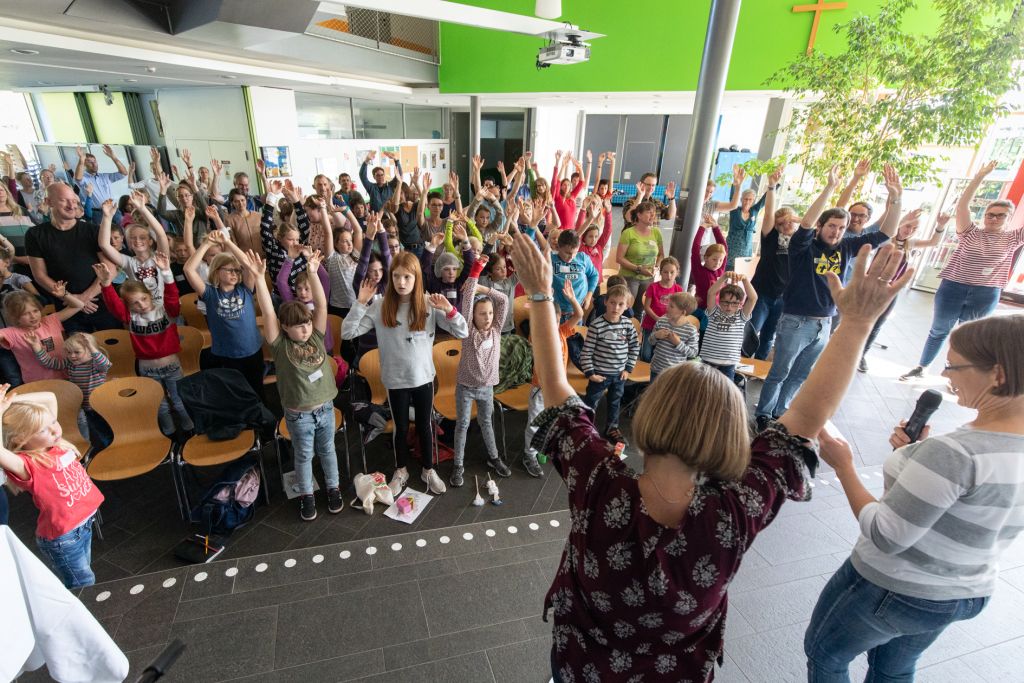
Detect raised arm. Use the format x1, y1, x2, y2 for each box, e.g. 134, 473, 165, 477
471, 155, 483, 196
74, 146, 86, 182
761, 167, 783, 236
957, 160, 998, 234
778, 244, 912, 439
714, 165, 745, 212
910, 212, 950, 250
250, 251, 279, 344
359, 153, 375, 193
836, 159, 869, 209
305, 250, 328, 334
183, 235, 215, 297
800, 166, 840, 228
739, 272, 758, 317
131, 191, 170, 254
96, 200, 123, 264
103, 145, 128, 177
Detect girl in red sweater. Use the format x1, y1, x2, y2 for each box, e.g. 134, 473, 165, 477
93, 255, 193, 436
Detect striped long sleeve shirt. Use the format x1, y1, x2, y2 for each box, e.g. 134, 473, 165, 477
852, 428, 1024, 600
34, 349, 111, 409
650, 317, 699, 375
579, 315, 638, 378
259, 201, 311, 294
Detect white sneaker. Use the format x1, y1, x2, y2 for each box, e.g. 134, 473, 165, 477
421, 467, 447, 495
388, 467, 409, 497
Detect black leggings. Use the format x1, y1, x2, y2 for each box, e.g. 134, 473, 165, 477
210, 348, 265, 399
388, 382, 434, 470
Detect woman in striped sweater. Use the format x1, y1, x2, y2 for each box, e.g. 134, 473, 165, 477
806, 314, 1024, 681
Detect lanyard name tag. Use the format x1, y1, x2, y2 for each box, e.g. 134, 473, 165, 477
308, 368, 324, 383
446, 290, 457, 299
175, 274, 185, 282
559, 265, 571, 273
481, 338, 493, 350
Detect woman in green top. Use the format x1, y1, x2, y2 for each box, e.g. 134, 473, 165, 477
615, 200, 664, 316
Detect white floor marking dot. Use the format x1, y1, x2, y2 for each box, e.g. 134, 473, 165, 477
529, 523, 540, 531
416, 539, 427, 548
463, 532, 473, 541
339, 550, 351, 560
485, 529, 496, 537
312, 554, 324, 564
507, 526, 518, 534
193, 572, 208, 582
549, 520, 560, 527
129, 584, 145, 595
284, 558, 296, 568
366, 546, 377, 555
255, 562, 268, 573
162, 577, 177, 588
96, 591, 111, 602
440, 535, 450, 544
391, 543, 402, 551
225, 567, 238, 577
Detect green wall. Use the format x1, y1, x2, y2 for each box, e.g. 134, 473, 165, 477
438, 0, 942, 93
85, 92, 134, 143
39, 92, 87, 141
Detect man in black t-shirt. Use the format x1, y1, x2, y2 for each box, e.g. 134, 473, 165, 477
754, 166, 900, 422
25, 184, 121, 333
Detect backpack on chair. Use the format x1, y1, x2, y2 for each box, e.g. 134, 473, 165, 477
189, 456, 260, 536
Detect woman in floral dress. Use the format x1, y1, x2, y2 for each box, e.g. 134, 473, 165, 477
510, 232, 913, 682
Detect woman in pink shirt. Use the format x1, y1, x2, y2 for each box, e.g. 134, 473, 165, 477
552, 151, 586, 231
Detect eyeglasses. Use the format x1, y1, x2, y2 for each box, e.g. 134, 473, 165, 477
985, 212, 1009, 220
943, 362, 979, 372
849, 212, 870, 220
719, 299, 742, 306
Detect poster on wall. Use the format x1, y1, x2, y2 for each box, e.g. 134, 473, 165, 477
439, 148, 446, 161
260, 146, 291, 177
430, 152, 437, 168
400, 145, 418, 172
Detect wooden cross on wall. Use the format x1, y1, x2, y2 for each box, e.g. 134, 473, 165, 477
793, 0, 848, 55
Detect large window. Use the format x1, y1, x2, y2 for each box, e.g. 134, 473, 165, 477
352, 98, 403, 139
405, 105, 444, 139
296, 92, 353, 140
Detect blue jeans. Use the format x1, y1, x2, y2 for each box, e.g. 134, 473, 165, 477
583, 375, 625, 431
805, 559, 988, 682
37, 516, 96, 589
704, 360, 736, 380
919, 279, 1001, 367
751, 295, 785, 360
755, 314, 831, 418
137, 361, 193, 434
285, 400, 340, 496
454, 384, 499, 467
639, 327, 655, 363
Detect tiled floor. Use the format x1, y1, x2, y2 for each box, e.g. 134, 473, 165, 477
13, 283, 1024, 681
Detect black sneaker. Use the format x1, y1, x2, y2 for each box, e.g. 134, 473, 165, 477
523, 457, 544, 478
299, 494, 317, 521
450, 466, 465, 488
326, 487, 344, 514
488, 457, 512, 478
858, 357, 868, 374
900, 366, 925, 381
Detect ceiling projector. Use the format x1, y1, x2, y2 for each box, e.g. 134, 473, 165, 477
536, 29, 591, 68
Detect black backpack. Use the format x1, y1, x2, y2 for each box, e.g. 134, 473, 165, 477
190, 456, 260, 535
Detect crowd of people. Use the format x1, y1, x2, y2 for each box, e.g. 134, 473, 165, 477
1, 143, 1023, 682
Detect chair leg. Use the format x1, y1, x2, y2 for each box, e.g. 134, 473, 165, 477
92, 509, 104, 541
495, 400, 507, 462
253, 436, 271, 506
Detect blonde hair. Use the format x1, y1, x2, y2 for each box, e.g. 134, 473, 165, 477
667, 291, 697, 315
207, 253, 240, 285
2, 400, 75, 467
632, 362, 750, 480
63, 332, 106, 361
3, 290, 41, 323
119, 281, 151, 302
605, 284, 632, 304
660, 256, 680, 271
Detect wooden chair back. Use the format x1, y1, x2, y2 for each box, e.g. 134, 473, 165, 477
88, 376, 172, 480
512, 296, 530, 335
177, 325, 204, 376
431, 339, 462, 392
356, 348, 388, 405
178, 292, 208, 331
94, 329, 136, 379
11, 379, 89, 456
326, 313, 344, 356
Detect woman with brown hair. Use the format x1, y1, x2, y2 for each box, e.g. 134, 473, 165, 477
341, 251, 468, 496
512, 226, 911, 681
806, 313, 1024, 681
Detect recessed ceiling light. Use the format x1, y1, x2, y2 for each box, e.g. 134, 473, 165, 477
122, 78, 138, 83
220, 75, 237, 79
10, 48, 39, 55
36, 81, 52, 86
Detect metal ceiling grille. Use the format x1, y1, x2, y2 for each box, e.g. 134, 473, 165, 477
310, 8, 439, 64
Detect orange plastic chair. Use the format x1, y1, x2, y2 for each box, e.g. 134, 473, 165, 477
432, 339, 473, 422
87, 377, 173, 482
179, 292, 211, 348
94, 329, 136, 379
177, 326, 204, 376
11, 379, 90, 457
326, 313, 344, 357
512, 296, 530, 336
176, 429, 265, 517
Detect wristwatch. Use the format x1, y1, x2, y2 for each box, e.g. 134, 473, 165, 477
527, 292, 554, 303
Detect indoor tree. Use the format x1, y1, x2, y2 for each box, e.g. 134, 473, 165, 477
769, 0, 1024, 187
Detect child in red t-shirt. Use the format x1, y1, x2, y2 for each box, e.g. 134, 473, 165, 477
640, 256, 683, 362
0, 386, 104, 588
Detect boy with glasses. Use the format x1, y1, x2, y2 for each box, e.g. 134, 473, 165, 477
699, 272, 758, 380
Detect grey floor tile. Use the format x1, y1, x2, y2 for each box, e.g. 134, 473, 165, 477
916, 657, 987, 683
176, 578, 327, 623
724, 607, 755, 642
958, 579, 1024, 648
485, 635, 552, 683
328, 557, 461, 596
455, 538, 565, 573
729, 621, 868, 683
112, 575, 187, 652
180, 560, 238, 601
728, 551, 844, 594
349, 651, 494, 683
232, 540, 373, 593
383, 620, 530, 671
227, 649, 384, 683
750, 513, 852, 565
81, 568, 187, 621
729, 575, 829, 633
275, 584, 430, 668
166, 605, 278, 682
484, 512, 571, 550
810, 506, 863, 545
715, 654, 751, 683
959, 635, 1024, 681
420, 560, 549, 636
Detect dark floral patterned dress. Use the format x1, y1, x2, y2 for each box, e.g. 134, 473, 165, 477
533, 396, 817, 682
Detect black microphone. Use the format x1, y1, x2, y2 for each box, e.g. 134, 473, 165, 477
903, 389, 943, 444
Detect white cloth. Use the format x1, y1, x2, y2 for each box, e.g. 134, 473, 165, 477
0, 526, 128, 683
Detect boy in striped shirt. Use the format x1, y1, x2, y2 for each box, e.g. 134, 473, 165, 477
580, 284, 639, 443
699, 272, 757, 380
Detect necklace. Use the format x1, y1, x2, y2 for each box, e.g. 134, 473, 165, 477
644, 472, 694, 504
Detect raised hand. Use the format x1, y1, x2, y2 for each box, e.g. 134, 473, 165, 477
826, 164, 840, 187
634, 181, 645, 198
24, 330, 42, 351
206, 230, 225, 246
826, 243, 912, 325
205, 205, 220, 221
92, 262, 113, 286
76, 145, 86, 160
269, 179, 283, 194
471, 154, 483, 170
102, 144, 115, 158
282, 180, 297, 203
666, 181, 677, 197
306, 249, 323, 272
422, 172, 432, 190
153, 251, 170, 271
585, 150, 592, 163
853, 158, 870, 178
181, 148, 192, 165
100, 198, 116, 219
256, 159, 266, 177
452, 221, 468, 243
509, 228, 553, 296
430, 232, 446, 249
935, 212, 952, 228
882, 164, 902, 197
733, 164, 745, 185
150, 146, 160, 163
427, 293, 453, 313
768, 165, 785, 186
365, 211, 380, 240
158, 172, 171, 194
210, 158, 223, 176
562, 277, 576, 303
129, 191, 147, 211
977, 160, 999, 178
357, 278, 376, 304
364, 151, 377, 164
496, 160, 505, 174
83, 182, 94, 197
184, 205, 195, 223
